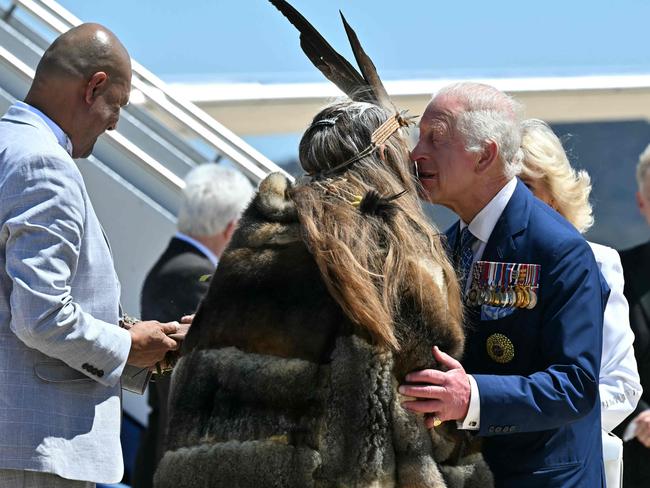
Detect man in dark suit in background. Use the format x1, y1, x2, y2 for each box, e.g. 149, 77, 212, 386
618, 146, 650, 488
401, 82, 607, 487
132, 163, 254, 488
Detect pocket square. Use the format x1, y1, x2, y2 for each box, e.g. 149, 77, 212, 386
481, 305, 516, 321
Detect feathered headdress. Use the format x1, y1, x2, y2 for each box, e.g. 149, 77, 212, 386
269, 0, 414, 178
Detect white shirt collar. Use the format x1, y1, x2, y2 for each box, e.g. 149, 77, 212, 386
461, 177, 518, 243
174, 232, 219, 268
16, 101, 73, 156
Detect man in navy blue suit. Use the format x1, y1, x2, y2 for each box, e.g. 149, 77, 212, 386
400, 82, 608, 487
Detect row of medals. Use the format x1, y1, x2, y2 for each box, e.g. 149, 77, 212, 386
465, 261, 540, 309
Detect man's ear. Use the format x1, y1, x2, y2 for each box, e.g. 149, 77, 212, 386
84, 71, 108, 105
474, 140, 498, 173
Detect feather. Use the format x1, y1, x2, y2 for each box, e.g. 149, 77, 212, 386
268, 0, 369, 101
358, 190, 407, 221
339, 12, 392, 110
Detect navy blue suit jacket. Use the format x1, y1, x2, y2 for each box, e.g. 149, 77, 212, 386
446, 180, 608, 487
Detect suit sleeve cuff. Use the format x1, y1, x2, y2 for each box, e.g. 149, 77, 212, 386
457, 374, 480, 430
84, 322, 132, 387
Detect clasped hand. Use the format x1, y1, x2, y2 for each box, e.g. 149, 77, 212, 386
399, 346, 471, 428
127, 314, 194, 369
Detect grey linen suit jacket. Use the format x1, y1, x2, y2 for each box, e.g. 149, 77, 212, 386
0, 104, 132, 483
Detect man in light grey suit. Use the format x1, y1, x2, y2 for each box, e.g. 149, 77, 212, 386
0, 24, 182, 487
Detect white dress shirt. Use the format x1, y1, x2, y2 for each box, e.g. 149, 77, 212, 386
457, 177, 518, 430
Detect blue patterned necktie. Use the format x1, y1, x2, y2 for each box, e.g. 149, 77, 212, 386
456, 226, 478, 293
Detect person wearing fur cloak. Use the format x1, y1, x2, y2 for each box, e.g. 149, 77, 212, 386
154, 99, 494, 488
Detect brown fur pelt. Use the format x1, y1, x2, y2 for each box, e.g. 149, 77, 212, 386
155, 173, 493, 488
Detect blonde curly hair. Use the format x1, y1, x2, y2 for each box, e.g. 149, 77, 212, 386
520, 119, 594, 234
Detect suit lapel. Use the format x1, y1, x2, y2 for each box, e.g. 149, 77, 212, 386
482, 180, 531, 262
444, 180, 532, 262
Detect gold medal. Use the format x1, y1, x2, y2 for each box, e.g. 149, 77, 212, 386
515, 286, 528, 308
486, 333, 515, 363
473, 261, 540, 310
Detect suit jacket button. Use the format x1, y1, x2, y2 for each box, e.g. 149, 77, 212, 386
82, 363, 89, 370
488, 426, 495, 433
495, 426, 502, 433
97, 370, 104, 377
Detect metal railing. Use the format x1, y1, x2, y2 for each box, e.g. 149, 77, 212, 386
0, 44, 185, 198
6, 0, 291, 183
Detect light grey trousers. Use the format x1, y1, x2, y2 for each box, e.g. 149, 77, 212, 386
0, 469, 94, 488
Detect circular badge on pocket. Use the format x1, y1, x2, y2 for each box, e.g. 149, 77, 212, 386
486, 333, 515, 364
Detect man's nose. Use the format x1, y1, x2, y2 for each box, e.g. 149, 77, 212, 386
410, 141, 423, 162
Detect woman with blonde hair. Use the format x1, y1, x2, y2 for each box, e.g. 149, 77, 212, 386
520, 118, 641, 487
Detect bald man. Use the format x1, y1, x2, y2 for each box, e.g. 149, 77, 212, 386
0, 24, 183, 487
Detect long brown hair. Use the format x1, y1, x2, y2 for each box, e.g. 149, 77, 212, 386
291, 100, 462, 350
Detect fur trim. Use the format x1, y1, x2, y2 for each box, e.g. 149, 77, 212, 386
163, 336, 493, 488
165, 348, 325, 451
439, 454, 494, 488
183, 347, 322, 409
162, 170, 493, 487
155, 440, 320, 488
229, 173, 300, 250
316, 335, 395, 485
254, 172, 297, 222
390, 391, 446, 487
